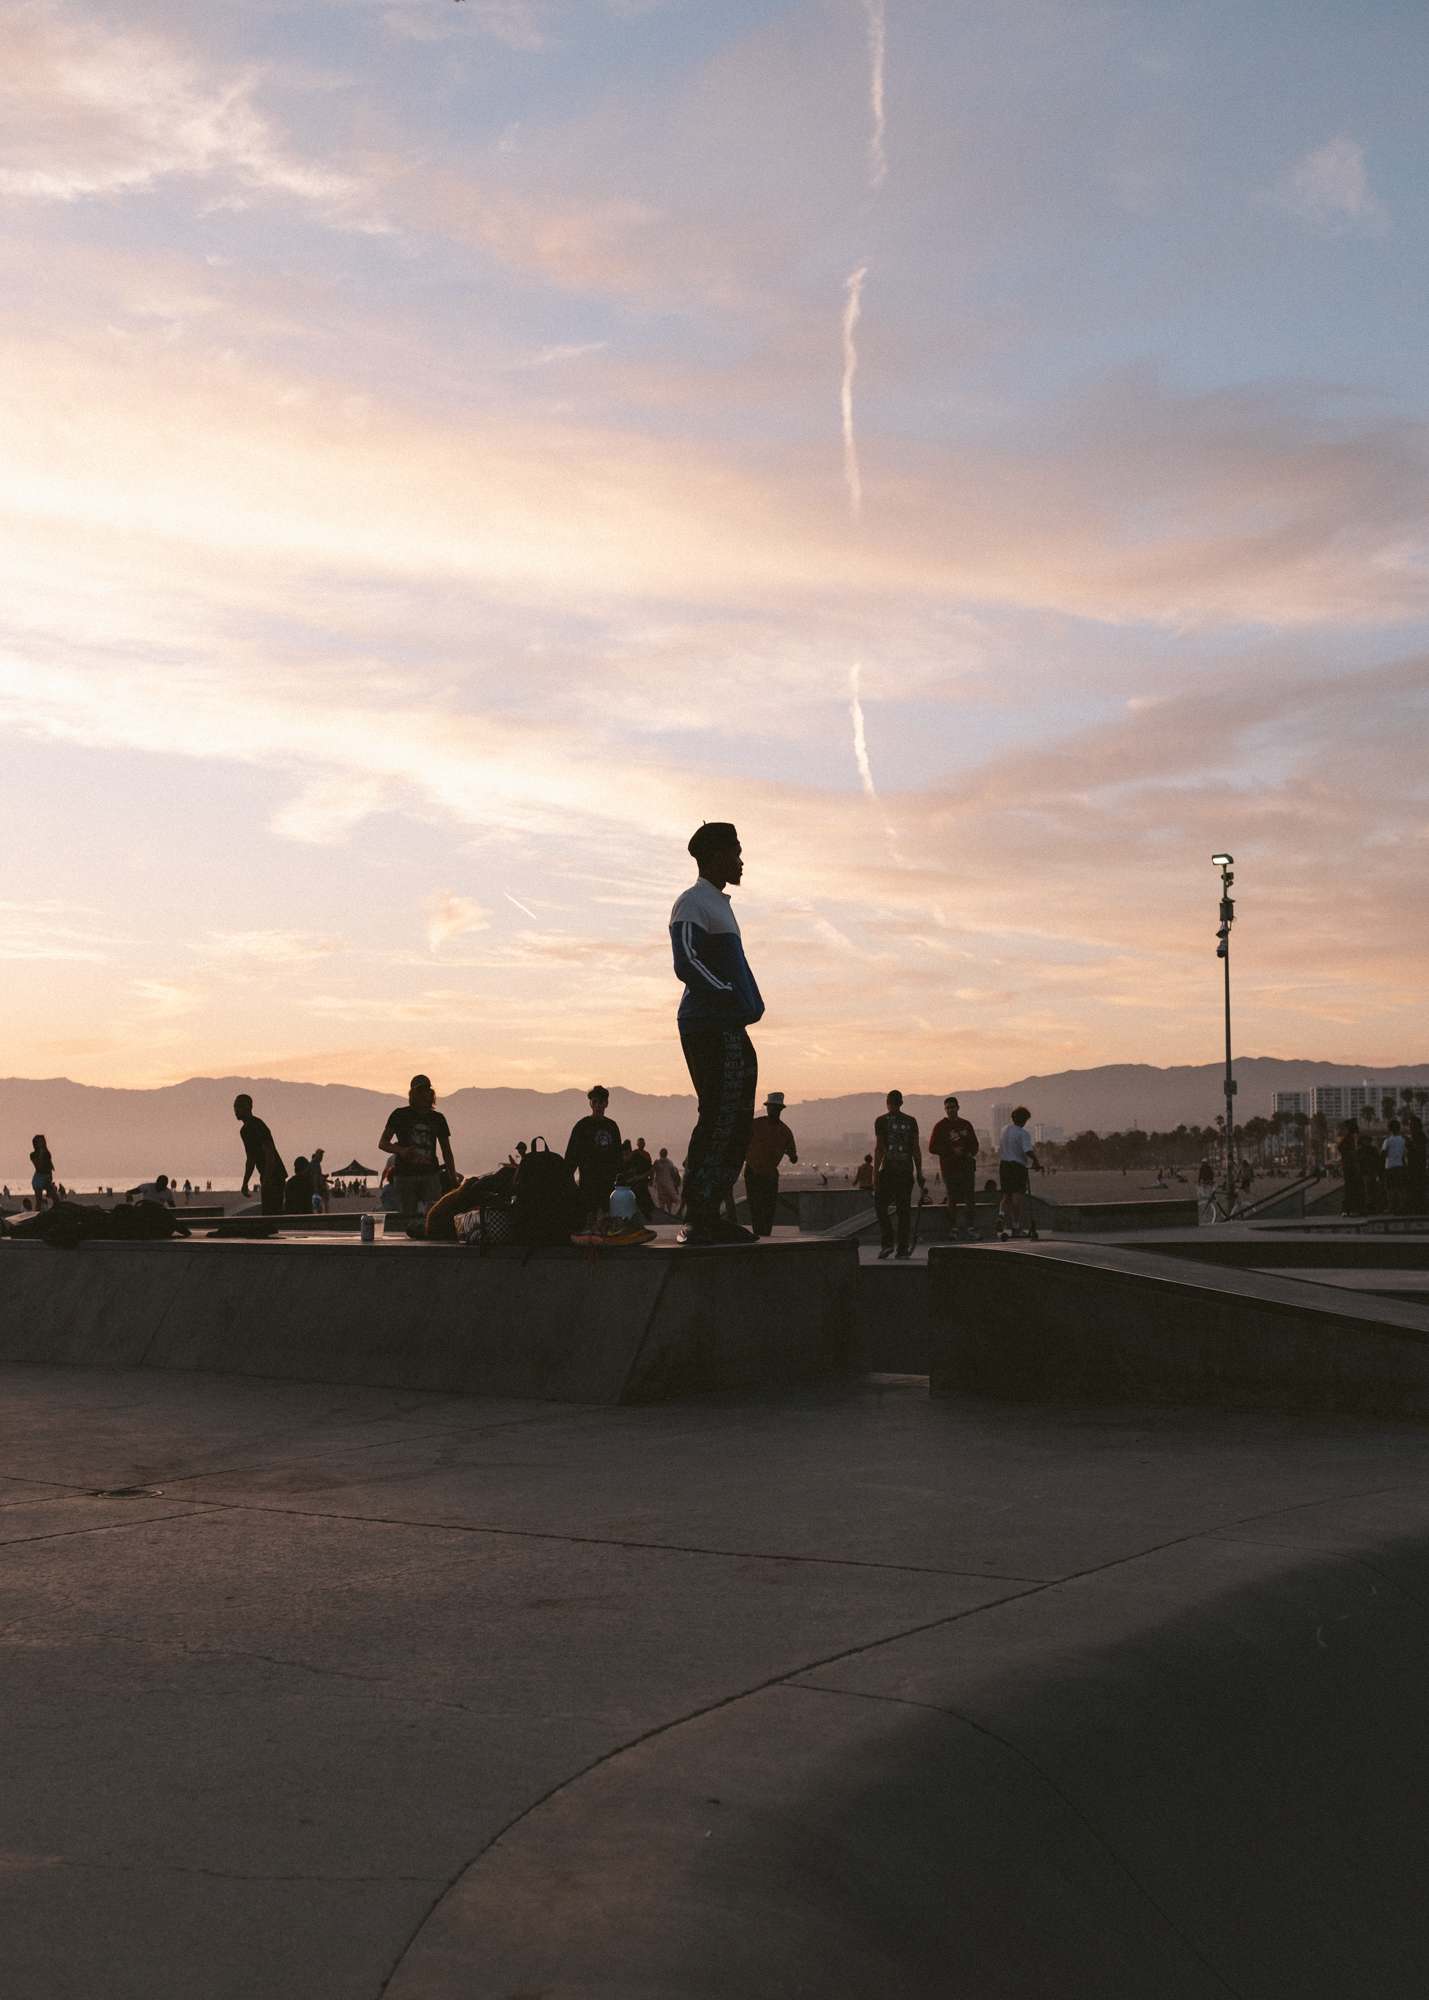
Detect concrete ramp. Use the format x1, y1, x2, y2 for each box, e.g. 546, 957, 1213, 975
386, 1518, 1429, 1999
0, 1237, 856, 1403
930, 1239, 1429, 1415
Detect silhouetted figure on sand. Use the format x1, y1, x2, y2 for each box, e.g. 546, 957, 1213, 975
670, 822, 763, 1245
234, 1096, 286, 1215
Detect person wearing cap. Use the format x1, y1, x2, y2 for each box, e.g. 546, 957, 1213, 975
873, 1089, 924, 1259
378, 1074, 457, 1218
670, 822, 764, 1244
743, 1091, 798, 1238
928, 1094, 980, 1238
565, 1085, 623, 1226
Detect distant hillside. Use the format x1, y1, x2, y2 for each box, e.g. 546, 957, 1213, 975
4, 1059, 1427, 1181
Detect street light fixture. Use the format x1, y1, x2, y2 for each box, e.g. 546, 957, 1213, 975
1213, 854, 1236, 1210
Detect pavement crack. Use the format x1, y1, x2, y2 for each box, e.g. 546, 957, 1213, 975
174, 1495, 1043, 1584
0, 1507, 216, 1551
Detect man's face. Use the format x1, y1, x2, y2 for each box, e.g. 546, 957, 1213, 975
589, 1094, 608, 1115
233, 1098, 249, 1120
707, 838, 742, 884
945, 1100, 959, 1117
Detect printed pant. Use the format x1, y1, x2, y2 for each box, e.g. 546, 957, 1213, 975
680, 1026, 758, 1225
744, 1170, 779, 1237
875, 1173, 913, 1253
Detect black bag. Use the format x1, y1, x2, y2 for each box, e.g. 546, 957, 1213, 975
510, 1137, 579, 1247
454, 1200, 518, 1252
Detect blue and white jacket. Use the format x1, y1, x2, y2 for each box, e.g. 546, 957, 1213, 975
670, 877, 765, 1029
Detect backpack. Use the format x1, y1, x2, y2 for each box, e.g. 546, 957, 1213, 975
426, 1165, 514, 1243
510, 1137, 580, 1247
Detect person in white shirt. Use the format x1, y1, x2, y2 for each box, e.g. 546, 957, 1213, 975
997, 1107, 1041, 1240
1383, 1120, 1408, 1215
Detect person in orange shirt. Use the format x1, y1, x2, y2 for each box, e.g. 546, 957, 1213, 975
743, 1091, 798, 1238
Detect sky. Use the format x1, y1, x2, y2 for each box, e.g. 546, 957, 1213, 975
2, 0, 1427, 1095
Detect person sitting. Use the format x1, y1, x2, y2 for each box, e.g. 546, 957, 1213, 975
130, 1173, 176, 1207
283, 1157, 317, 1214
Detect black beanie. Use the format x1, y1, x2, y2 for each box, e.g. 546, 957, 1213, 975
688, 821, 738, 860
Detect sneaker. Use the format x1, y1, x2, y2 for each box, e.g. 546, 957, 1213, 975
678, 1221, 756, 1247
895, 1248, 912, 1260
877, 1246, 894, 1260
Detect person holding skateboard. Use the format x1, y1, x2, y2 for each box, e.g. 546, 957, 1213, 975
874, 1089, 924, 1259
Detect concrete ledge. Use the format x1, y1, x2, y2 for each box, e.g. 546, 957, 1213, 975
930, 1240, 1429, 1415
0, 1237, 857, 1404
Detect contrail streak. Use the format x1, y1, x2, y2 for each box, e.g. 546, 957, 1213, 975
841, 264, 867, 520
849, 663, 878, 799
861, 0, 887, 189
503, 891, 539, 921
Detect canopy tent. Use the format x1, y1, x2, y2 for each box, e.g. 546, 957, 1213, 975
333, 1160, 378, 1179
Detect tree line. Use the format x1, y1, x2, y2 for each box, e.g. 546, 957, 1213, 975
1041, 1087, 1429, 1174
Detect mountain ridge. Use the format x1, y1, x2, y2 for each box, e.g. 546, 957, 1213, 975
5, 1058, 1427, 1179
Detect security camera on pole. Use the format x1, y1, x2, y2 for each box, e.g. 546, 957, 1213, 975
1212, 853, 1236, 1213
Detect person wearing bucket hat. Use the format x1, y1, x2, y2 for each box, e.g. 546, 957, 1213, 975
743, 1091, 798, 1238
378, 1073, 457, 1219
670, 822, 764, 1244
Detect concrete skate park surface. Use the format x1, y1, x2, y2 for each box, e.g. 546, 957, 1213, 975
8, 1363, 1429, 1997
933, 1236, 1429, 1415
0, 1236, 855, 1404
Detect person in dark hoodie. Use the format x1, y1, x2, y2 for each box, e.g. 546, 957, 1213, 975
669, 821, 764, 1245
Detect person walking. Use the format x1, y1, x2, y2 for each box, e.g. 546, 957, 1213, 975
627, 1137, 656, 1219
652, 1147, 682, 1215
378, 1074, 457, 1219
873, 1090, 924, 1259
996, 1106, 1041, 1240
309, 1148, 330, 1213
234, 1095, 287, 1215
1405, 1113, 1427, 1216
565, 1085, 622, 1225
743, 1091, 798, 1238
928, 1094, 979, 1238
29, 1135, 59, 1212
854, 1153, 874, 1192
670, 822, 763, 1245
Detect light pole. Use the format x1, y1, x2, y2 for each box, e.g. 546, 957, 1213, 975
1212, 854, 1236, 1209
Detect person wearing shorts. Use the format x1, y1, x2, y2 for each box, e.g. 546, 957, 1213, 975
997, 1106, 1041, 1240
928, 1095, 979, 1237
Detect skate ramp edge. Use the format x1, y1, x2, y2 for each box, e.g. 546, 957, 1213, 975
385, 1523, 1429, 1998
0, 1238, 857, 1403
930, 1239, 1429, 1414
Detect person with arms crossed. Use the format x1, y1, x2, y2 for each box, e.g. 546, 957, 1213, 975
997, 1106, 1041, 1240
743, 1091, 797, 1239
233, 1095, 286, 1215
928, 1094, 979, 1238
873, 1090, 925, 1260
670, 822, 764, 1245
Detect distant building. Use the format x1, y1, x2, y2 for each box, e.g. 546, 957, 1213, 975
1272, 1080, 1424, 1125
991, 1101, 1014, 1133
1034, 1122, 1064, 1145
1312, 1079, 1421, 1125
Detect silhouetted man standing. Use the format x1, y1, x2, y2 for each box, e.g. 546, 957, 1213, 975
874, 1089, 924, 1259
670, 822, 763, 1244
234, 1094, 286, 1215
566, 1085, 622, 1225
744, 1090, 797, 1238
